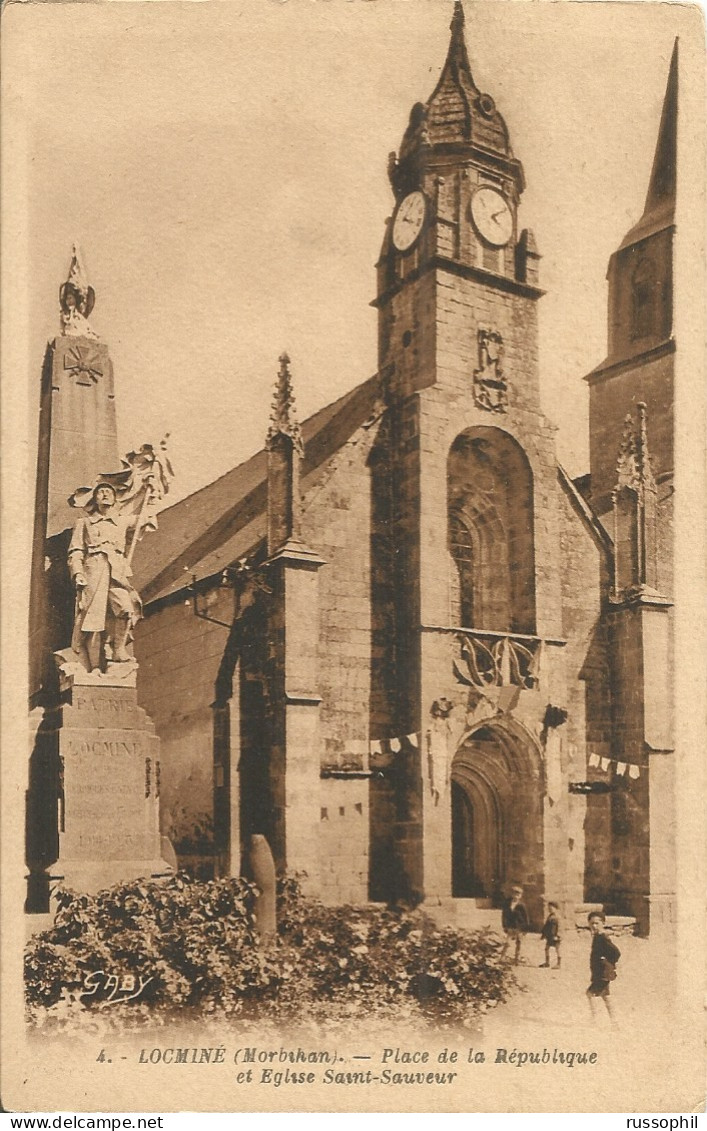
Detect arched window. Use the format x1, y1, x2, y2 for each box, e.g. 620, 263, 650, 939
447, 428, 535, 634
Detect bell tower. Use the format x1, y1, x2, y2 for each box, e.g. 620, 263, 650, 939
375, 0, 542, 411
586, 42, 676, 597
371, 2, 566, 920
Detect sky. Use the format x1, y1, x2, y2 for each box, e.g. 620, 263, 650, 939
7, 0, 690, 504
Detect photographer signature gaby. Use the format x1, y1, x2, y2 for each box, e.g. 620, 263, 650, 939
81, 970, 153, 1006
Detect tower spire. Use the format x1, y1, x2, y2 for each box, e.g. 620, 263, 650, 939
391, 0, 519, 196
618, 40, 677, 249
446, 0, 472, 78
643, 40, 677, 217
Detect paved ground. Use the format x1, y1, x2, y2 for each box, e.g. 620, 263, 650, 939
471, 929, 697, 1111
483, 929, 666, 1037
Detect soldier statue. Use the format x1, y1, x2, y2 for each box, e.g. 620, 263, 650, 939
65, 441, 173, 675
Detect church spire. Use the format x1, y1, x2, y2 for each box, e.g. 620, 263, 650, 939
619, 41, 677, 248
643, 40, 677, 216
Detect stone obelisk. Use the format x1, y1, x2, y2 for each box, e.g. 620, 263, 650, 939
27, 249, 172, 910
30, 247, 119, 701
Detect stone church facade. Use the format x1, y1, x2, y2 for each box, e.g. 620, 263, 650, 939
29, 6, 676, 935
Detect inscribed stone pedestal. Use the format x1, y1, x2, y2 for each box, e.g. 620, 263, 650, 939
49, 675, 171, 894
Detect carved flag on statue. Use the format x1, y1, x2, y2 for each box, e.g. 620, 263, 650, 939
68, 437, 175, 568
115, 436, 175, 528
69, 437, 174, 527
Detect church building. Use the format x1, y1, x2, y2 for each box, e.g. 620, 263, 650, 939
29, 4, 677, 935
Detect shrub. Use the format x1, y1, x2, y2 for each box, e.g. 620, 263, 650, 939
25, 874, 515, 1032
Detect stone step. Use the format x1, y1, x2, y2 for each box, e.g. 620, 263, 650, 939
426, 898, 504, 933
574, 903, 637, 934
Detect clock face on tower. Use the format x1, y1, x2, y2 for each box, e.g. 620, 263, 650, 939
392, 191, 427, 252
470, 187, 513, 247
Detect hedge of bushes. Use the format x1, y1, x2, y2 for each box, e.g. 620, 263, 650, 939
25, 874, 515, 1032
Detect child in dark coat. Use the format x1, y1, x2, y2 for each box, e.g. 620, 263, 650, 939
501, 884, 529, 965
586, 911, 621, 1025
540, 901, 562, 968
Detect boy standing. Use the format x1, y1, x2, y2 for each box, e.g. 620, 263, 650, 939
586, 911, 621, 1025
501, 884, 529, 965
540, 901, 562, 968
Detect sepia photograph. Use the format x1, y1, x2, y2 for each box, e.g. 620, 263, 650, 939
1, 0, 705, 1116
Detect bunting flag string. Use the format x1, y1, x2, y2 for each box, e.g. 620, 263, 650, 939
586, 747, 642, 780
365, 732, 421, 759
360, 734, 644, 781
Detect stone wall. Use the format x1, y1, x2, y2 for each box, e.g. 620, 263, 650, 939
301, 419, 382, 770
134, 590, 236, 871
318, 778, 370, 905
557, 475, 613, 906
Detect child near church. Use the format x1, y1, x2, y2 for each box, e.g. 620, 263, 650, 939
540, 900, 562, 968
501, 884, 529, 965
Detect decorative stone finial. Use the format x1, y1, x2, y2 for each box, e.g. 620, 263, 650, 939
615, 405, 656, 496
266, 353, 304, 457
612, 404, 659, 598
615, 413, 639, 491
60, 244, 98, 339
635, 402, 657, 494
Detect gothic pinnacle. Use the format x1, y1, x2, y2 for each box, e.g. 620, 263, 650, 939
266, 352, 304, 456
636, 402, 657, 492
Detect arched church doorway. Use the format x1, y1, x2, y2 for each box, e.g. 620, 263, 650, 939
451, 778, 502, 898
451, 723, 544, 914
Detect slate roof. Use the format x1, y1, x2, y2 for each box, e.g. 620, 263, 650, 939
132, 372, 383, 606
395, 0, 520, 189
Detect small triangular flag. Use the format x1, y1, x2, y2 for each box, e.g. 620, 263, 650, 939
588, 753, 600, 768
370, 740, 382, 755
390, 738, 401, 753
629, 764, 640, 779
407, 733, 419, 748
616, 762, 627, 776
600, 757, 610, 771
